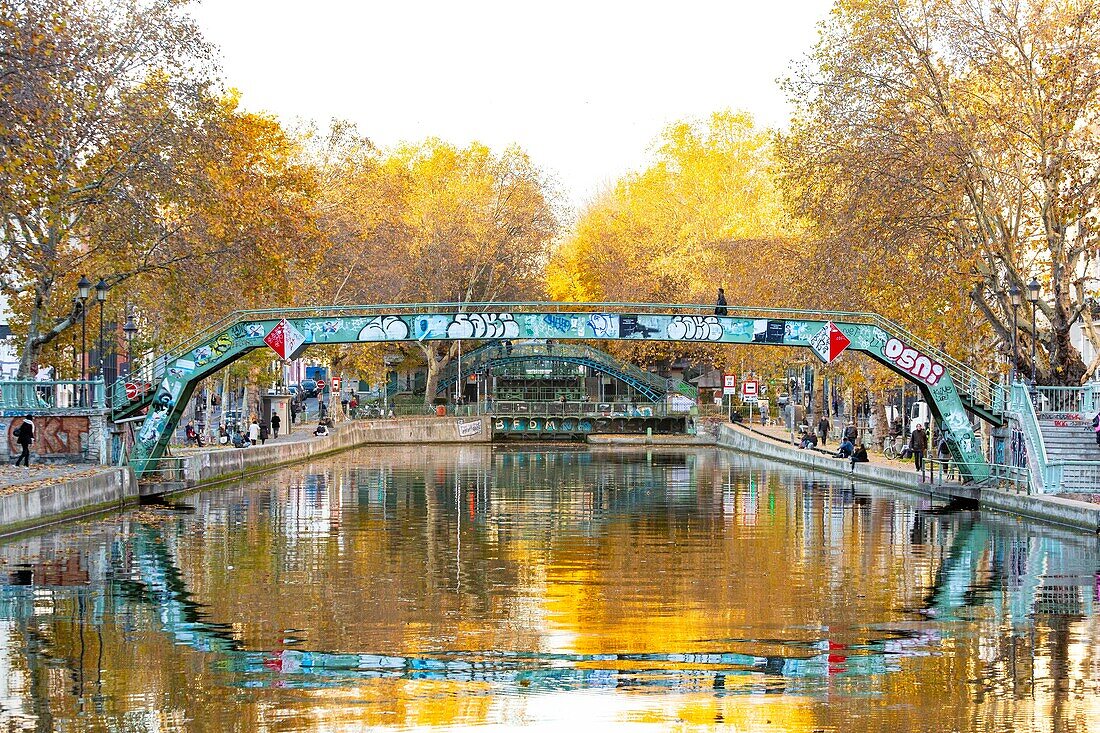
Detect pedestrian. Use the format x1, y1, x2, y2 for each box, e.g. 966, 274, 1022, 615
844, 423, 858, 443
836, 436, 854, 459
817, 414, 830, 446
13, 415, 34, 467
714, 287, 728, 316
271, 412, 281, 439
910, 423, 927, 477
259, 422, 270, 445
850, 442, 869, 468
290, 401, 299, 425
248, 419, 260, 445
318, 400, 327, 419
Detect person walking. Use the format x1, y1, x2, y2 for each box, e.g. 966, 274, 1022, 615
817, 414, 830, 446
910, 423, 928, 479
271, 412, 281, 439
13, 415, 34, 467
259, 422, 270, 445
248, 419, 260, 446
714, 288, 728, 316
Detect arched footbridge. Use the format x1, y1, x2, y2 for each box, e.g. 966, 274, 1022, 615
111, 303, 1006, 481
435, 341, 698, 401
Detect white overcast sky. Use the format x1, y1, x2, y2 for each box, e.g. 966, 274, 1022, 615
190, 0, 834, 209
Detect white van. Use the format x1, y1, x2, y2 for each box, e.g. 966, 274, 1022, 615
909, 400, 930, 434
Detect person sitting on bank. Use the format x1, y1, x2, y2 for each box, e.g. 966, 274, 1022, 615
799, 430, 818, 450
837, 436, 855, 459
313, 422, 330, 437
850, 442, 869, 467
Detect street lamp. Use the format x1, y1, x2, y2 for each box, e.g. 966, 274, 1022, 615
122, 312, 138, 377
76, 275, 91, 403
1027, 278, 1041, 385
1008, 285, 1021, 382
95, 279, 107, 379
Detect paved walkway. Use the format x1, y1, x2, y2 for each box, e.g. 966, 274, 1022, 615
732, 420, 927, 473
0, 463, 114, 497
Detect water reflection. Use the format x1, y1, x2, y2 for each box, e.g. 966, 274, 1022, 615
0, 445, 1097, 731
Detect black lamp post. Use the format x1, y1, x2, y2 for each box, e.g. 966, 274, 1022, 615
1008, 285, 1021, 382
77, 276, 91, 404
94, 279, 107, 378
1027, 278, 1041, 385
122, 311, 138, 377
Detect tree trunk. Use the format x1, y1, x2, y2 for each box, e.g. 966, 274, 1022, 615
420, 342, 457, 407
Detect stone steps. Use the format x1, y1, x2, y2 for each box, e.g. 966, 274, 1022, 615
1037, 421, 1100, 491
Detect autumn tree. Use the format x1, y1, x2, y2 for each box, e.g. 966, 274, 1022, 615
780, 0, 1100, 384
308, 136, 561, 404
547, 110, 798, 370
0, 0, 234, 376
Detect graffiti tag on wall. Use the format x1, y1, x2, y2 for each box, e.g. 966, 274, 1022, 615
881, 337, 945, 386
358, 316, 410, 341
6, 416, 89, 456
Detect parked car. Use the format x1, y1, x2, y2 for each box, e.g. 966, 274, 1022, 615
300, 379, 318, 397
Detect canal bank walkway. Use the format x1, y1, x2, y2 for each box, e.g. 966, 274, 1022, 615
717, 421, 1100, 534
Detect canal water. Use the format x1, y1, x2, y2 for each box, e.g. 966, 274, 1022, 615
0, 445, 1097, 731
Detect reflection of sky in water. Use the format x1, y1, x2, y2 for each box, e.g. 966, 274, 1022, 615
0, 445, 1097, 731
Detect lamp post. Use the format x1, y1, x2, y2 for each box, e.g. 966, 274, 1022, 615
1009, 285, 1021, 383
94, 279, 107, 379
122, 312, 138, 378
77, 276, 91, 405
1027, 278, 1041, 386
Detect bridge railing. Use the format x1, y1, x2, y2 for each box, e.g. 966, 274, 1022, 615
1009, 382, 1051, 494
0, 380, 105, 411
491, 400, 688, 418
1032, 384, 1100, 415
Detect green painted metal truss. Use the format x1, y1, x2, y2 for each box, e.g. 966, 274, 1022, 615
113, 303, 1005, 481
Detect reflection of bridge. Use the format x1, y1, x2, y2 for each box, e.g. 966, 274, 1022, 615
109, 303, 1006, 479
3, 503, 1090, 695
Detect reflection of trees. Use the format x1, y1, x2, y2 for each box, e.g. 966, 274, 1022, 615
0, 446, 1097, 730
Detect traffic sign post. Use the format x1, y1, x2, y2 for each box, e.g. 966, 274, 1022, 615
316, 378, 327, 393
741, 379, 759, 402
723, 373, 737, 423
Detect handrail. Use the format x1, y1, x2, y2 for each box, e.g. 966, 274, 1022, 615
1009, 382, 1051, 494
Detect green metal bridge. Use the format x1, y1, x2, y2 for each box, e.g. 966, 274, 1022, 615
435, 341, 697, 402
109, 302, 1006, 480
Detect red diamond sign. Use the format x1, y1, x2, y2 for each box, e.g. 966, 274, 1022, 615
263, 318, 306, 360
809, 321, 851, 364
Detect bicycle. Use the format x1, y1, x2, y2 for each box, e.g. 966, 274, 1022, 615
883, 435, 907, 460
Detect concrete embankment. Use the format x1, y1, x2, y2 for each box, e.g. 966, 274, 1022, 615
183, 416, 490, 487
0, 416, 491, 537
718, 423, 1100, 534
588, 434, 716, 447
0, 467, 136, 537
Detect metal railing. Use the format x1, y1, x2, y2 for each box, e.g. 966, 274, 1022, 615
928, 458, 1030, 493
1009, 382, 1051, 494
1044, 461, 1100, 494
0, 379, 106, 410
491, 400, 688, 418
1032, 384, 1100, 415
134, 456, 186, 481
